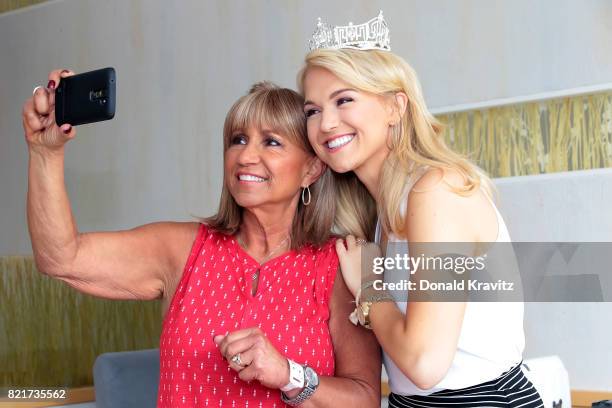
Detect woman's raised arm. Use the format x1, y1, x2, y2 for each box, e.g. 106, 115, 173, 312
23, 69, 197, 301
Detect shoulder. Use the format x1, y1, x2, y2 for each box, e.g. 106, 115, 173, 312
302, 236, 338, 257
408, 167, 469, 215
155, 221, 201, 264
129, 221, 200, 249
306, 239, 340, 277
411, 166, 466, 193
318, 237, 341, 260
161, 221, 202, 243
406, 168, 483, 242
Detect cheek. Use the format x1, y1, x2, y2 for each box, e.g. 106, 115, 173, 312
279, 159, 305, 180
357, 104, 389, 138
224, 151, 241, 186
347, 103, 370, 124
306, 119, 318, 139
307, 124, 324, 152
273, 157, 309, 186
223, 152, 234, 172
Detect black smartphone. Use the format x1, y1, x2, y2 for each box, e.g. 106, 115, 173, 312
55, 67, 116, 126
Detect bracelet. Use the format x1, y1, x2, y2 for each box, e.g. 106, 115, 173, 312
355, 280, 378, 304
362, 291, 395, 304
357, 281, 395, 304
360, 279, 377, 291
349, 282, 395, 328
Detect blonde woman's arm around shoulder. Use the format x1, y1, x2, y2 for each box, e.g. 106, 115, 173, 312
366, 169, 494, 390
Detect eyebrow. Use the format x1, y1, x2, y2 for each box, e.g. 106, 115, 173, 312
304, 88, 356, 106
260, 128, 281, 137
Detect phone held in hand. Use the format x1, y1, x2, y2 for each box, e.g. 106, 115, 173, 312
55, 67, 116, 126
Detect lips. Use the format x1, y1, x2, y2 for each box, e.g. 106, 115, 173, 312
324, 133, 355, 151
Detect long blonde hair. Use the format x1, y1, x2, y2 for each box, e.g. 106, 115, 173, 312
298, 49, 493, 239
205, 82, 336, 248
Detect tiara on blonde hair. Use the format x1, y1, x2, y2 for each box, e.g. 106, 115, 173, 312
307, 10, 390, 52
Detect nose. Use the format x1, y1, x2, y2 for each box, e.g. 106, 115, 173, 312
236, 141, 261, 166
320, 108, 339, 133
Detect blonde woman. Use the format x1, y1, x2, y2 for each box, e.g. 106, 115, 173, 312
298, 12, 544, 408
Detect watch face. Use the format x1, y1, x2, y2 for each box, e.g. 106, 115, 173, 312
357, 307, 366, 325
358, 302, 370, 326
305, 366, 319, 387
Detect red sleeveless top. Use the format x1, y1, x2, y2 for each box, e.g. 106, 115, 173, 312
158, 224, 339, 407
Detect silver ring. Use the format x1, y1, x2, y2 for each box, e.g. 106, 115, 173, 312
230, 353, 244, 367
32, 85, 44, 96
355, 238, 368, 246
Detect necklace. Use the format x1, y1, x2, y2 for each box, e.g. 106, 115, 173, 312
236, 232, 291, 280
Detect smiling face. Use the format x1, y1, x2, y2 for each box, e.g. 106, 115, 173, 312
303, 66, 394, 174
224, 125, 314, 210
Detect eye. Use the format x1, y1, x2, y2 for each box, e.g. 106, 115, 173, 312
336, 97, 353, 106
230, 134, 247, 145
305, 108, 320, 118
265, 137, 282, 147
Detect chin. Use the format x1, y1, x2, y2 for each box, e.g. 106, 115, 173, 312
327, 159, 359, 174
230, 193, 260, 209
234, 196, 261, 206
331, 166, 353, 174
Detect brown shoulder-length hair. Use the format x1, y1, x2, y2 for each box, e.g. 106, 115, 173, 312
204, 82, 336, 249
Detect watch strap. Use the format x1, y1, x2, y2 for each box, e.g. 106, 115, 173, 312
280, 359, 305, 392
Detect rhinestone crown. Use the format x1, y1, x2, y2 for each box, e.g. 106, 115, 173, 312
307, 10, 391, 52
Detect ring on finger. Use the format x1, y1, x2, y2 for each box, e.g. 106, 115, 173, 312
32, 85, 44, 96
230, 353, 245, 367
355, 238, 368, 246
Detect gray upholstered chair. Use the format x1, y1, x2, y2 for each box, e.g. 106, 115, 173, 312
93, 348, 160, 408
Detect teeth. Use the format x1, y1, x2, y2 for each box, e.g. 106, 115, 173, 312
327, 134, 354, 149
239, 174, 266, 182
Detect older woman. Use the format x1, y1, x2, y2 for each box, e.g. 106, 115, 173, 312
22, 69, 380, 407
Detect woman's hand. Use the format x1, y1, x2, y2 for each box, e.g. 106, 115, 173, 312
335, 235, 382, 298
214, 328, 290, 390
22, 69, 76, 154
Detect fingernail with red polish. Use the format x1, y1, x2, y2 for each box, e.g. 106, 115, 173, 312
47, 80, 55, 89
63, 126, 72, 134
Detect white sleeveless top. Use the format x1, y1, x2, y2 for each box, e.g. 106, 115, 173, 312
375, 177, 525, 396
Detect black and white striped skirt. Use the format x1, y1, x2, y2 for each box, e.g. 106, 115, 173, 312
388, 363, 544, 408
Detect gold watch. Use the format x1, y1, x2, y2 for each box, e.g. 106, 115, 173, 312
357, 300, 373, 329
356, 289, 394, 329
